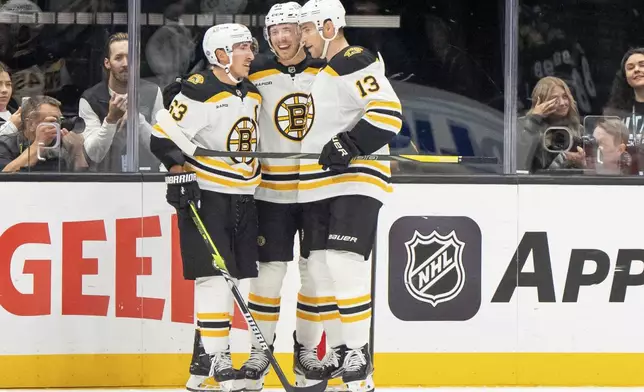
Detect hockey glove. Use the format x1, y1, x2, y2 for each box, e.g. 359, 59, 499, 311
165, 171, 201, 210
319, 132, 361, 173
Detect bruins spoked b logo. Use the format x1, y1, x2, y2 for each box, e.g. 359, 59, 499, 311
227, 117, 257, 164
274, 93, 315, 141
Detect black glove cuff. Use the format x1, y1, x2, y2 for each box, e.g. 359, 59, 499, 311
165, 171, 197, 185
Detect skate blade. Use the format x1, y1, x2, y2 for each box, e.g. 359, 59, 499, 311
344, 374, 375, 392
295, 374, 327, 388
186, 375, 222, 392
244, 377, 266, 392
217, 379, 244, 392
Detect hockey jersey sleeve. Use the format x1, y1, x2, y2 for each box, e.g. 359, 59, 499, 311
150, 86, 209, 170
335, 48, 403, 154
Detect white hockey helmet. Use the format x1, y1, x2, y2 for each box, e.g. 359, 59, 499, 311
298, 0, 346, 58
263, 2, 303, 60
202, 23, 257, 83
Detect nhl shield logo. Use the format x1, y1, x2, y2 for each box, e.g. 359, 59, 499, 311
403, 230, 466, 307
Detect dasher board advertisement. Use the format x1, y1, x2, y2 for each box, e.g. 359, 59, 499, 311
2, 182, 644, 387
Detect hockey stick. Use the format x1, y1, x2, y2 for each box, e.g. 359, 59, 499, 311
155, 109, 498, 165
186, 200, 329, 392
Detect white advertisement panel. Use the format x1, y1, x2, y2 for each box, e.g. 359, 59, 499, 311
2, 181, 644, 387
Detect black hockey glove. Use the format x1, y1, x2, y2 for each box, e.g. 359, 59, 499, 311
319, 132, 361, 173
165, 171, 201, 210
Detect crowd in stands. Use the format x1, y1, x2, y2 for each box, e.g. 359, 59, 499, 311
0, 0, 643, 176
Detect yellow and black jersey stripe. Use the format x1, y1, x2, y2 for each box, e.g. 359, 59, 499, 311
197, 312, 231, 338
258, 164, 300, 191
249, 53, 325, 82
297, 160, 393, 193
346, 99, 403, 155
150, 123, 262, 188
184, 156, 261, 188
180, 69, 260, 103
364, 100, 403, 134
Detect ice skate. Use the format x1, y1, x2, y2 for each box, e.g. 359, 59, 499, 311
186, 375, 221, 392
240, 344, 273, 391
186, 330, 221, 392
341, 345, 374, 392
208, 350, 238, 392
293, 331, 324, 387
305, 344, 347, 383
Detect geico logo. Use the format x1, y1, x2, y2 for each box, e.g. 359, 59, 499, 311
328, 234, 358, 243
0, 215, 245, 331
492, 232, 644, 303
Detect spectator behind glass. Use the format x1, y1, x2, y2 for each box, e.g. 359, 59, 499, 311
0, 95, 87, 172
79, 32, 164, 172
605, 48, 644, 142
145, 0, 197, 90
517, 76, 586, 173
591, 119, 632, 175
0, 61, 22, 136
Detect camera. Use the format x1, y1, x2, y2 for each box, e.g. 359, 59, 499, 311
59, 116, 85, 133
543, 126, 596, 153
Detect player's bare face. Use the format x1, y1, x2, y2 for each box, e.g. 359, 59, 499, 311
0, 71, 12, 109
106, 41, 129, 84
625, 54, 644, 89
269, 24, 301, 60
230, 42, 255, 79
299, 22, 323, 58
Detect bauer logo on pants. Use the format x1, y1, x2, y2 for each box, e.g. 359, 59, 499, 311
388, 216, 481, 321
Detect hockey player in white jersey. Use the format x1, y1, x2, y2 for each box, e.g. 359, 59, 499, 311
149, 23, 261, 392
297, 0, 403, 391
239, 3, 328, 391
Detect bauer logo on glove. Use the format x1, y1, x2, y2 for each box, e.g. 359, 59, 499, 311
319, 132, 361, 173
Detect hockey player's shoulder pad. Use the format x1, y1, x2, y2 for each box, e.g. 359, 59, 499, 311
242, 78, 262, 104
326, 46, 378, 76
304, 55, 326, 71
249, 54, 279, 78
180, 70, 224, 103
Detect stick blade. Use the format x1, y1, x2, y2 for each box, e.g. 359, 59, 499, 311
284, 379, 329, 392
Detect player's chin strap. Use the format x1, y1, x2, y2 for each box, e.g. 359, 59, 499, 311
214, 61, 242, 84
319, 28, 340, 59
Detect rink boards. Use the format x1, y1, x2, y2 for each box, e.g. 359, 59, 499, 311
2, 181, 644, 387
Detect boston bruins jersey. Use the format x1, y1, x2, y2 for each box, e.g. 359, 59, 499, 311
299, 46, 403, 203
11, 59, 72, 103
150, 69, 262, 195
249, 54, 325, 204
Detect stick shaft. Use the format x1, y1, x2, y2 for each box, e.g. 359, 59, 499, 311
193, 147, 498, 164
